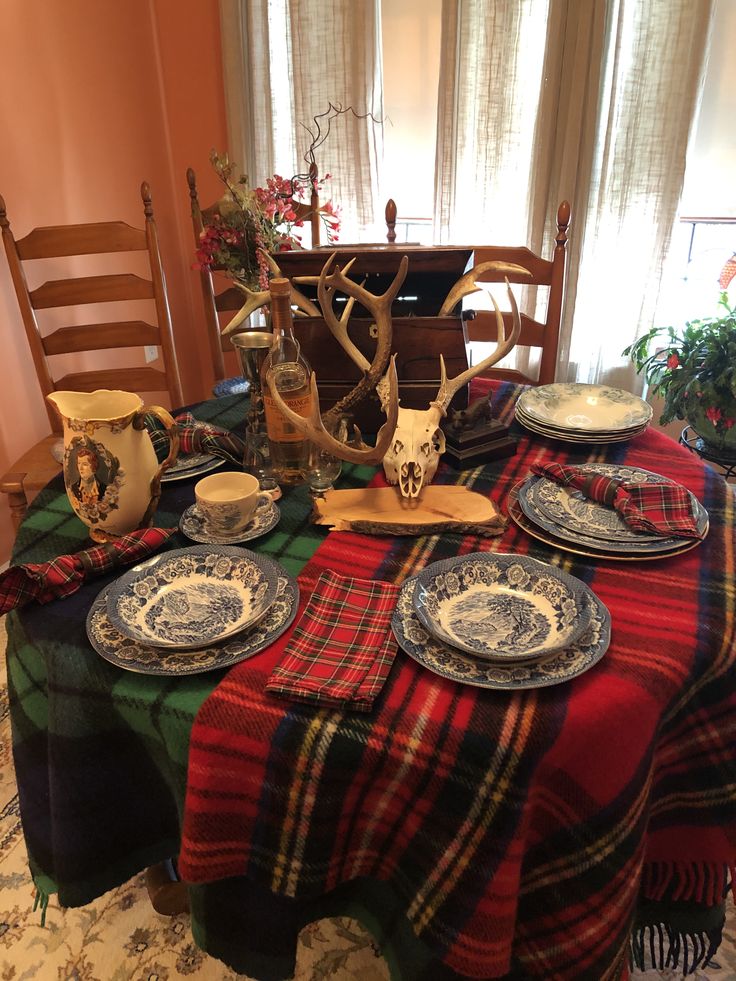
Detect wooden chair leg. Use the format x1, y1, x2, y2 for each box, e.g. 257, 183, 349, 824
144, 860, 189, 915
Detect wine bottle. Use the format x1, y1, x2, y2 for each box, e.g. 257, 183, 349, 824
260, 278, 314, 484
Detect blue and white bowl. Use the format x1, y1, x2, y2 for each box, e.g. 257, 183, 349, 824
412, 552, 592, 661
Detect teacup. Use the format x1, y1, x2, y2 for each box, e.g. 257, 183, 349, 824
195, 472, 266, 535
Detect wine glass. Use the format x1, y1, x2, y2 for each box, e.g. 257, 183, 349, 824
301, 441, 342, 497
243, 430, 281, 499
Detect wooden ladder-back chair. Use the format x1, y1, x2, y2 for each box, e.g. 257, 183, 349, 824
0, 183, 183, 530
466, 201, 571, 386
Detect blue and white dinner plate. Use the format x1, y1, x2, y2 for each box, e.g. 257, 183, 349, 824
516, 383, 652, 432
517, 467, 708, 555
508, 480, 707, 561
412, 553, 592, 661
87, 575, 298, 676
179, 500, 280, 545
393, 575, 611, 690
106, 545, 281, 650
162, 453, 224, 483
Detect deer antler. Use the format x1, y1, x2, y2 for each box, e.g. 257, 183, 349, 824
221, 256, 320, 336
318, 253, 408, 426
266, 355, 401, 464
438, 261, 532, 316
433, 278, 521, 414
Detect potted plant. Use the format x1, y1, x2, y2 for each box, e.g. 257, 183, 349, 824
623, 292, 736, 453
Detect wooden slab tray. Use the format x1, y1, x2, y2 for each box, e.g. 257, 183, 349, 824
312, 485, 507, 537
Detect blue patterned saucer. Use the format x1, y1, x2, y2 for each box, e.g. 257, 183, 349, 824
412, 553, 592, 661
87, 576, 298, 676
106, 545, 281, 650
393, 576, 610, 690
162, 453, 224, 483
179, 500, 280, 544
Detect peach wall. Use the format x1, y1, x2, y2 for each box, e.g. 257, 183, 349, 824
0, 0, 228, 562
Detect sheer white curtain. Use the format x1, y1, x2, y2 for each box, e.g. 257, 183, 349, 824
435, 0, 713, 387
219, 0, 384, 242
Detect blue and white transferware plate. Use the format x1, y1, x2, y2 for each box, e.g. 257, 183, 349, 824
518, 465, 708, 547
517, 384, 652, 432
106, 545, 281, 650
412, 553, 592, 661
179, 500, 280, 545
393, 576, 610, 690
87, 576, 298, 676
162, 453, 224, 483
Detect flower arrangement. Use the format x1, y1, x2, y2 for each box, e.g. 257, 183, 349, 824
623, 292, 736, 448
194, 150, 340, 290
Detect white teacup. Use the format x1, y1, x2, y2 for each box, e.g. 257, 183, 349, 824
194, 472, 266, 535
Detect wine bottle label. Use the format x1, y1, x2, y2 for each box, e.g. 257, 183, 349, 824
263, 390, 313, 442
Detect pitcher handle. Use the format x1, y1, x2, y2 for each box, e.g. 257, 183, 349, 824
134, 405, 180, 528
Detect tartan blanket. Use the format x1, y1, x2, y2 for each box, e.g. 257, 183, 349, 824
179, 380, 736, 980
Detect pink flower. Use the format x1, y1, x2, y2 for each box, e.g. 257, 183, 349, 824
705, 406, 722, 425
666, 352, 679, 369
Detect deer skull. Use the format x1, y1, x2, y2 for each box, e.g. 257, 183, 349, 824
381, 406, 446, 498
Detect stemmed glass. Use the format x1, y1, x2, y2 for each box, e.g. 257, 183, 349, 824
301, 440, 342, 497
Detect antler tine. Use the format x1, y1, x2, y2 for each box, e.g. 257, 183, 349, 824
260, 248, 321, 316
265, 355, 400, 465
320, 255, 409, 423
438, 261, 532, 316
433, 279, 521, 413
222, 284, 271, 335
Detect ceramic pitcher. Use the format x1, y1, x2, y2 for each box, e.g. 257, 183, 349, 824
47, 390, 179, 543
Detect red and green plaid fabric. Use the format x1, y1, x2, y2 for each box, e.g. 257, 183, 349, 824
0, 527, 176, 616
146, 410, 245, 467
531, 461, 704, 539
178, 380, 736, 980
7, 385, 736, 981
265, 570, 400, 711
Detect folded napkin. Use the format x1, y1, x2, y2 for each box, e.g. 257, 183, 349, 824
531, 462, 703, 539
147, 411, 245, 467
0, 527, 176, 616
265, 570, 401, 712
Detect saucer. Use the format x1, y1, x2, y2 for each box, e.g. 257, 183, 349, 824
179, 500, 280, 544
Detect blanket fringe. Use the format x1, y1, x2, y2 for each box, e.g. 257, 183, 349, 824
642, 861, 732, 905
630, 920, 724, 976
32, 886, 49, 927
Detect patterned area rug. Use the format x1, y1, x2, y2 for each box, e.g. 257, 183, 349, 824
1, 616, 733, 980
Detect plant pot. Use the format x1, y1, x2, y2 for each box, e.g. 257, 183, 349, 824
686, 405, 736, 456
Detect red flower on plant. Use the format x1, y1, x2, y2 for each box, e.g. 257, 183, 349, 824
705, 406, 722, 425
723, 417, 735, 430
666, 352, 680, 369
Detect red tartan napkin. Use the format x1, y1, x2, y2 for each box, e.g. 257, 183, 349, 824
531, 462, 704, 539
0, 527, 177, 616
265, 570, 401, 712
147, 411, 244, 467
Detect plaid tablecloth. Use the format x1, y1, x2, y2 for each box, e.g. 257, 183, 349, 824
7, 382, 736, 981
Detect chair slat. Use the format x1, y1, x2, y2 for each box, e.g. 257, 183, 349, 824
472, 246, 553, 284
466, 311, 546, 348
30, 274, 154, 308
43, 321, 160, 355
53, 366, 170, 393
16, 221, 147, 259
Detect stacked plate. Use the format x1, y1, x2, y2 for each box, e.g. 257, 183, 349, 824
515, 383, 652, 444
510, 464, 708, 561
86, 545, 298, 675
162, 450, 224, 483
391, 552, 611, 691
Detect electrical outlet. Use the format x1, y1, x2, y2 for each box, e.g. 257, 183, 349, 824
144, 345, 158, 363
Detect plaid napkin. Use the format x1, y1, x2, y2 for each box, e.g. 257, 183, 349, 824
0, 527, 176, 616
265, 570, 401, 712
531, 462, 704, 539
146, 411, 245, 467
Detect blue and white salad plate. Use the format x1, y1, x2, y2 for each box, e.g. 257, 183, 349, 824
106, 545, 281, 650
88, 575, 298, 675
393, 575, 610, 690
412, 553, 592, 661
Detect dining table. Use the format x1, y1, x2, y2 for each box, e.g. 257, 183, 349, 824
6, 379, 736, 981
